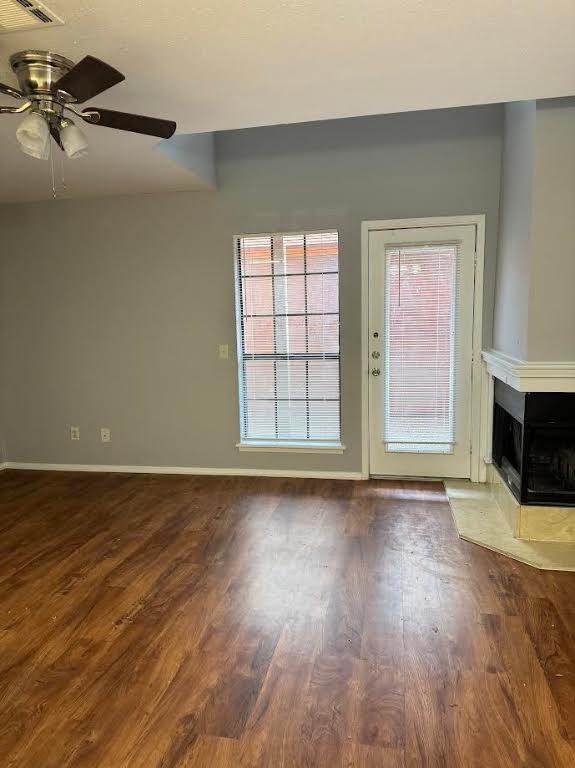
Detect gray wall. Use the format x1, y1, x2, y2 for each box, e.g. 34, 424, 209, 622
528, 98, 575, 360
492, 101, 535, 359
0, 105, 502, 472
0, 244, 8, 463
492, 98, 575, 362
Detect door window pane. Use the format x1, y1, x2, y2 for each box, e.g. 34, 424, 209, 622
384, 245, 457, 453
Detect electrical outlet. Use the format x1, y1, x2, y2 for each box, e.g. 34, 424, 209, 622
218, 344, 229, 360
100, 427, 111, 443
70, 426, 80, 441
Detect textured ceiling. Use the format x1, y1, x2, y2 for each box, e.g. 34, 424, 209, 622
1, 0, 574, 202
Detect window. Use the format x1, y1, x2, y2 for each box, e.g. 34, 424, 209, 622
235, 231, 342, 449
384, 244, 457, 453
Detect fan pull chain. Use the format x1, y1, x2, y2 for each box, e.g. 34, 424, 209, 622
59, 143, 67, 192
49, 136, 56, 199
47, 132, 67, 199
398, 248, 402, 307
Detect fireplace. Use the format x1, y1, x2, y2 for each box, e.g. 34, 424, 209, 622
492, 380, 575, 506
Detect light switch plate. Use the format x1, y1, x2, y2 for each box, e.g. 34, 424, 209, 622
70, 426, 80, 441
100, 427, 111, 443
218, 344, 229, 360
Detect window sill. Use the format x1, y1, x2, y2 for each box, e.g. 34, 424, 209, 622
236, 441, 346, 454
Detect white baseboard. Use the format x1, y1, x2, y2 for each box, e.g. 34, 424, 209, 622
1, 462, 363, 481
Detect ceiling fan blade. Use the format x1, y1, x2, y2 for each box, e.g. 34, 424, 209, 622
82, 108, 176, 139
54, 56, 125, 103
0, 82, 23, 99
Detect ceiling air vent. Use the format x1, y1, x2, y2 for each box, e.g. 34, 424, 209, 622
0, 0, 64, 33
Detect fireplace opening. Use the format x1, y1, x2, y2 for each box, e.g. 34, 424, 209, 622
492, 380, 575, 506
527, 428, 575, 497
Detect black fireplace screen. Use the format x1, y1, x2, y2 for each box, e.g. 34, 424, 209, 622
526, 427, 575, 498
492, 381, 575, 506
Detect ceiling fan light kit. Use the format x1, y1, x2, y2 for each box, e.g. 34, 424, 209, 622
59, 118, 88, 159
15, 109, 50, 159
0, 49, 176, 162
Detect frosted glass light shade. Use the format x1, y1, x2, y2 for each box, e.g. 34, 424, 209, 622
60, 121, 89, 159
16, 111, 50, 160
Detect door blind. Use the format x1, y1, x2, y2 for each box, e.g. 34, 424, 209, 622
384, 243, 458, 453
235, 231, 341, 444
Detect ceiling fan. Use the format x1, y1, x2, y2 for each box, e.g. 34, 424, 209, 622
0, 50, 177, 160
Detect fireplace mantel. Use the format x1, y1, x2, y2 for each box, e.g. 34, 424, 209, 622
482, 350, 575, 393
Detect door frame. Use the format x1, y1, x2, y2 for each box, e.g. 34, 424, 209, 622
360, 215, 486, 482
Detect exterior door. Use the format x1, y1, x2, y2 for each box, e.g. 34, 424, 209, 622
368, 224, 476, 478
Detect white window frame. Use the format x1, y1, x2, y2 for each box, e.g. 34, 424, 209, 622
360, 215, 487, 482
233, 230, 345, 454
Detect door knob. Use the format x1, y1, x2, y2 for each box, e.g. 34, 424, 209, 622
372, 368, 381, 376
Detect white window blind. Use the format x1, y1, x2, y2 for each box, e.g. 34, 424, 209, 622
235, 231, 341, 444
384, 244, 458, 454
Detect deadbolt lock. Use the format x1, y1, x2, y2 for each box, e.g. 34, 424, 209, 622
371, 368, 381, 376
371, 351, 380, 359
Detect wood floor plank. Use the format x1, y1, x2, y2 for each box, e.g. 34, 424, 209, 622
343, 742, 405, 768
357, 661, 404, 749
1, 470, 574, 767
517, 596, 575, 740
181, 735, 239, 767
481, 611, 575, 766
299, 653, 360, 766
402, 550, 454, 768
361, 545, 404, 666
322, 536, 369, 658
236, 655, 315, 766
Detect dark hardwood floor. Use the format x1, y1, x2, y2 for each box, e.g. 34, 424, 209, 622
1, 470, 574, 767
